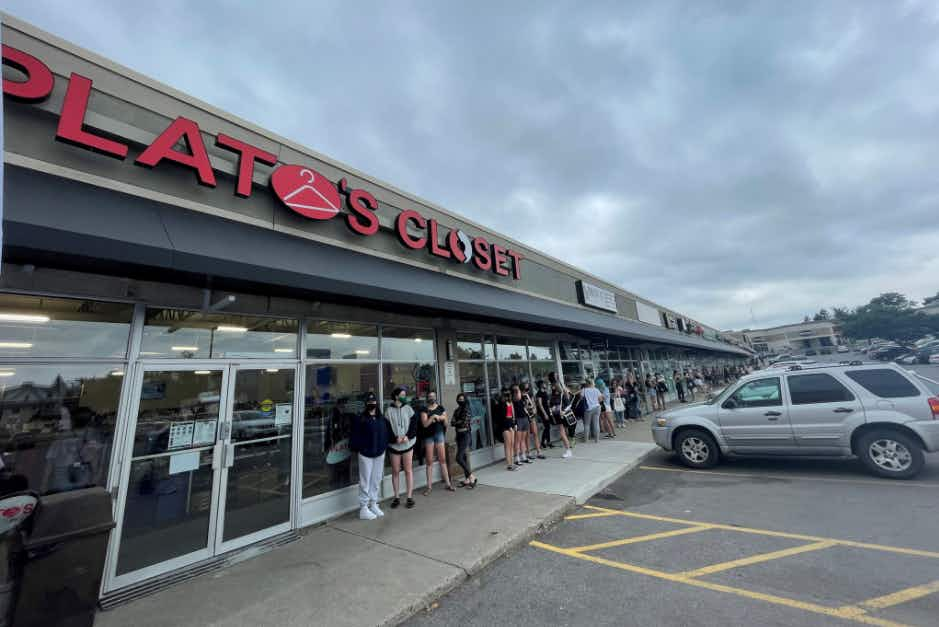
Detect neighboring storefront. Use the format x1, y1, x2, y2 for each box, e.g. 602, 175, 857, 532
0, 14, 749, 601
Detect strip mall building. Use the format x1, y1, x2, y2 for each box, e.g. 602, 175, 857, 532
0, 15, 748, 602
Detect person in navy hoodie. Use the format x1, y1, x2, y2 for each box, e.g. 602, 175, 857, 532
350, 392, 389, 520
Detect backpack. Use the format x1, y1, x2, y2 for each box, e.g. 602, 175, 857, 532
572, 392, 587, 419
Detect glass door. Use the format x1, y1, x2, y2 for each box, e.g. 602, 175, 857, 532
113, 365, 228, 584
217, 365, 295, 551
111, 363, 296, 588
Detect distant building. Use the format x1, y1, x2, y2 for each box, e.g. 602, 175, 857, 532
725, 321, 843, 356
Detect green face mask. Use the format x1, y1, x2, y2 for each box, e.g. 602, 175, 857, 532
399, 395, 408, 403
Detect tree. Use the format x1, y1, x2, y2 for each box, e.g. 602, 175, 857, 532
803, 315, 810, 323
831, 307, 851, 321
839, 293, 939, 343
924, 292, 939, 306
813, 309, 830, 321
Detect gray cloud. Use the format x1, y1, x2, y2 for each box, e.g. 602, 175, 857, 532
7, 0, 939, 329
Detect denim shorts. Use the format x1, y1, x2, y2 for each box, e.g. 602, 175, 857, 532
424, 431, 445, 445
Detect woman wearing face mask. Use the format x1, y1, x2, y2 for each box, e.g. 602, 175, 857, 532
421, 391, 454, 495
451, 393, 477, 488
349, 392, 388, 520
386, 386, 418, 509
511, 385, 532, 465
521, 382, 545, 460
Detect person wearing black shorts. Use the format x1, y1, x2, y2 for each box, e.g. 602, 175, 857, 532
496, 388, 517, 470
535, 380, 552, 449
511, 385, 532, 464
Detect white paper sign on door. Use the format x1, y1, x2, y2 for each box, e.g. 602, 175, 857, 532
275, 403, 293, 426
167, 421, 195, 449
169, 451, 200, 475
444, 361, 456, 386
192, 420, 217, 446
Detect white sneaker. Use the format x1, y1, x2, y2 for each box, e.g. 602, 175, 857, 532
562, 449, 572, 458
359, 506, 377, 520
369, 503, 384, 518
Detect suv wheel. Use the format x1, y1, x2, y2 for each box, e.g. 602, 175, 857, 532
675, 429, 719, 469
857, 430, 925, 479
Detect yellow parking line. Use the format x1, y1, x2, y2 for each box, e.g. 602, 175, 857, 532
567, 525, 713, 553
581, 506, 939, 560
858, 579, 939, 610
638, 465, 939, 489
529, 540, 908, 627
680, 541, 837, 578
565, 512, 620, 520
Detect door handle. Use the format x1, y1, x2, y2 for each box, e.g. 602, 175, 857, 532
226, 443, 235, 468
211, 441, 223, 470
833, 407, 854, 413
764, 411, 782, 417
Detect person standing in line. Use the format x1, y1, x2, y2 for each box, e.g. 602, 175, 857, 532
611, 378, 626, 427
386, 386, 418, 509
521, 382, 546, 459
685, 371, 696, 402
673, 370, 686, 403
625, 382, 643, 421
581, 378, 602, 443
655, 374, 668, 411
596, 377, 616, 439
496, 387, 518, 470
645, 374, 657, 414
535, 380, 553, 450
512, 385, 533, 464
547, 382, 574, 457
420, 391, 455, 495
350, 392, 388, 520
451, 392, 477, 488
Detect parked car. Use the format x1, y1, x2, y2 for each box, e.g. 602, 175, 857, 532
930, 354, 939, 365
871, 345, 909, 361
805, 349, 818, 356
651, 363, 939, 479
837, 346, 850, 354
896, 353, 920, 365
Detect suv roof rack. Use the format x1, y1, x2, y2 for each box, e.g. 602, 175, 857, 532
786, 360, 866, 372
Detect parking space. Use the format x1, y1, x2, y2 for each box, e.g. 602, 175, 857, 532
533, 505, 939, 627
406, 449, 939, 627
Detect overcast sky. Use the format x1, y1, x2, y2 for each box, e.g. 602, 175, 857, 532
6, 1, 939, 330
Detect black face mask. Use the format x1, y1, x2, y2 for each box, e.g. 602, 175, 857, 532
457, 398, 467, 405
366, 402, 377, 410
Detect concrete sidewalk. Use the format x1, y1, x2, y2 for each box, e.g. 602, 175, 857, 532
94, 439, 655, 627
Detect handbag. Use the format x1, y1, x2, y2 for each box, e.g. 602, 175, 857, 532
612, 396, 625, 412
561, 404, 577, 427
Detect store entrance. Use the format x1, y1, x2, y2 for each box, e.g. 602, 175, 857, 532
109, 363, 296, 589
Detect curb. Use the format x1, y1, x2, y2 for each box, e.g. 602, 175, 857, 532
571, 444, 658, 504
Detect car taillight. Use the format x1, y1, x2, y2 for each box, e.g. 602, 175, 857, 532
928, 397, 939, 419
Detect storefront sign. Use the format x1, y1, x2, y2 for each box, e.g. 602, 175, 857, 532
1, 44, 523, 280
576, 280, 618, 313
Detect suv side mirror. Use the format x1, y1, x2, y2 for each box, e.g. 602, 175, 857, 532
722, 398, 738, 410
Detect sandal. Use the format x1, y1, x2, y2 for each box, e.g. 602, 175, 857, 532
422, 488, 431, 496
458, 480, 468, 488
390, 497, 400, 509
467, 478, 478, 489
446, 484, 456, 492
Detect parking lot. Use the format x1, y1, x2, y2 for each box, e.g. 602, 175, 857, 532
407, 450, 939, 627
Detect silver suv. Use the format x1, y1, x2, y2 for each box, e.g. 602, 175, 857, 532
651, 362, 939, 479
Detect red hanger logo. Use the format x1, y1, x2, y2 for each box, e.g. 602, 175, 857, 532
271, 165, 342, 220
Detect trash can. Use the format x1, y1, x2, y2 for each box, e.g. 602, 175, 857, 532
12, 487, 115, 627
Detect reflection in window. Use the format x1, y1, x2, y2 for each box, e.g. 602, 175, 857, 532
0, 295, 132, 358
382, 363, 436, 405
457, 362, 491, 450
497, 338, 527, 361
455, 337, 483, 360
527, 344, 555, 360
141, 309, 298, 359
306, 321, 378, 360
302, 363, 378, 499
498, 362, 530, 387
0, 364, 122, 497
381, 327, 435, 362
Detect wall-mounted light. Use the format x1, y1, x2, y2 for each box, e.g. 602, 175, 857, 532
274, 348, 294, 353
0, 342, 32, 349
171, 346, 199, 352
331, 333, 351, 339
216, 325, 248, 333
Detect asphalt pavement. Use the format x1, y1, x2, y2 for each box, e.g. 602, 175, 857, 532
406, 448, 939, 627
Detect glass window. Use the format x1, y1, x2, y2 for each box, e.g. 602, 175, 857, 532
458, 362, 491, 450
484, 338, 496, 361
559, 342, 581, 360
305, 320, 377, 360
498, 361, 530, 388
142, 309, 298, 359
302, 363, 378, 499
0, 295, 132, 358
527, 343, 555, 361
530, 361, 555, 387
383, 362, 436, 405
787, 374, 855, 405
455, 337, 483, 360
726, 378, 782, 408
845, 369, 920, 398
381, 327, 435, 361
561, 361, 583, 390
497, 338, 527, 361
0, 364, 122, 497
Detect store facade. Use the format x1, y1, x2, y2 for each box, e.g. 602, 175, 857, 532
0, 15, 748, 600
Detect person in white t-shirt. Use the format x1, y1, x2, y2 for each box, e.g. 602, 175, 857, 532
581, 379, 602, 443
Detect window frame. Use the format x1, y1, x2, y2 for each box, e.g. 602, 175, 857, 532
723, 377, 783, 409
786, 372, 856, 405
